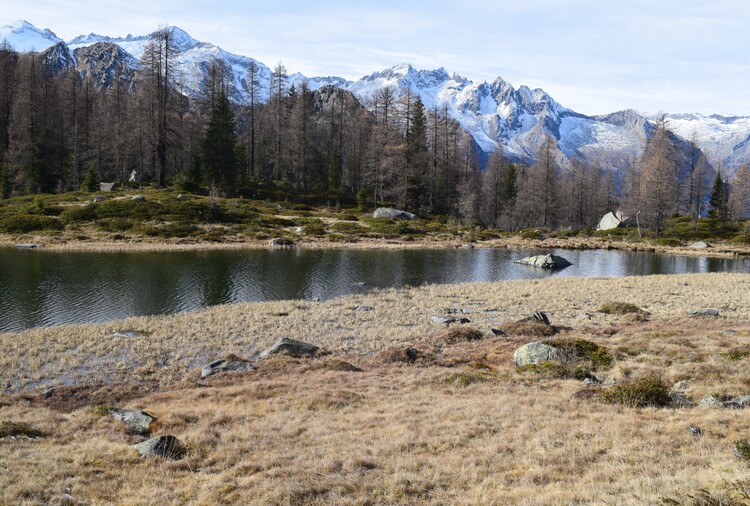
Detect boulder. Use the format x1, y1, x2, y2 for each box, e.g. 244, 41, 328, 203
258, 338, 319, 359
268, 237, 294, 247
699, 395, 722, 407
131, 194, 145, 201
177, 194, 187, 200
513, 341, 560, 367
597, 212, 622, 231
373, 207, 417, 220
689, 241, 710, 249
99, 182, 115, 192
110, 408, 156, 435
515, 254, 572, 270
133, 435, 185, 460
724, 395, 750, 409
200, 357, 254, 378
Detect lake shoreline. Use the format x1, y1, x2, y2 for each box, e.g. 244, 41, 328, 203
2, 234, 749, 258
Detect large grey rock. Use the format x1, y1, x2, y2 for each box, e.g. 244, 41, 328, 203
99, 182, 115, 192
259, 338, 319, 359
200, 357, 254, 378
689, 241, 710, 249
110, 408, 156, 435
597, 212, 622, 231
724, 395, 750, 409
515, 254, 572, 269
133, 435, 185, 460
373, 207, 417, 220
513, 341, 561, 367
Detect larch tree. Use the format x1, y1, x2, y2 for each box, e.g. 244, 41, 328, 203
729, 164, 750, 219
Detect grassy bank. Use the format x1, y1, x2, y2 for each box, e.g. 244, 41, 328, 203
2, 273, 750, 504
1, 189, 749, 257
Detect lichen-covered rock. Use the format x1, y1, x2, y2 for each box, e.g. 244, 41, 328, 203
259, 338, 319, 359
133, 435, 185, 460
513, 341, 560, 367
699, 395, 722, 407
515, 254, 572, 270
110, 408, 156, 435
724, 395, 750, 409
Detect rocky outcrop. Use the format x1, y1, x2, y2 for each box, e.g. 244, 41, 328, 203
200, 356, 254, 378
258, 338, 319, 359
133, 435, 185, 460
515, 254, 572, 269
512, 341, 560, 367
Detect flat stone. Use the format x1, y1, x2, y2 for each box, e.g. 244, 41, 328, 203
688, 309, 720, 317
355, 305, 374, 311
200, 357, 254, 378
133, 435, 185, 460
431, 316, 457, 325
268, 237, 294, 247
258, 338, 319, 359
130, 194, 145, 201
373, 207, 417, 220
111, 408, 156, 435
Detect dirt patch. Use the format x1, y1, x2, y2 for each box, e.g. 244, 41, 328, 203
20, 382, 161, 412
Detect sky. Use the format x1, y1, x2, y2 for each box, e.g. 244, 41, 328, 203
4, 0, 750, 116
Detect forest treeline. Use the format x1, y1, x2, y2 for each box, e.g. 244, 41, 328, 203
0, 29, 748, 233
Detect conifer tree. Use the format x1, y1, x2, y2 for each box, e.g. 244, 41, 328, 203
203, 91, 237, 193
708, 170, 728, 221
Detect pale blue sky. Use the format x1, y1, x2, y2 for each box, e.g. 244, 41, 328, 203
5, 0, 750, 116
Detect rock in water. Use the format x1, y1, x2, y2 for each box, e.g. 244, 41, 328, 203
515, 254, 572, 270
259, 338, 319, 359
133, 435, 185, 460
372, 207, 417, 220
512, 341, 560, 366
200, 357, 254, 378
269, 237, 294, 247
110, 408, 156, 435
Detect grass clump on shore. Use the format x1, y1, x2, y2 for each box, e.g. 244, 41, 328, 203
601, 376, 671, 408
0, 420, 43, 438
598, 301, 648, 316
549, 338, 614, 370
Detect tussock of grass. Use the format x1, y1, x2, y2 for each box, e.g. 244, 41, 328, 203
549, 338, 614, 370
431, 326, 485, 346
445, 370, 494, 387
598, 301, 649, 316
500, 320, 560, 337
601, 376, 672, 408
735, 439, 750, 462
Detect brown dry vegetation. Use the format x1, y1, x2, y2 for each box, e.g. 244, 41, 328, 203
2, 273, 750, 504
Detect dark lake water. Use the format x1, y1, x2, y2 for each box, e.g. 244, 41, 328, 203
1, 246, 748, 332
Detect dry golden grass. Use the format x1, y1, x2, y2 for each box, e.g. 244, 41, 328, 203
1, 273, 750, 504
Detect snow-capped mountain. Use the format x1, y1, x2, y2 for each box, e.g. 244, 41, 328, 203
4, 20, 750, 175
0, 20, 61, 52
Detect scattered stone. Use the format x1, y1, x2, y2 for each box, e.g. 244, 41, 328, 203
294, 226, 304, 233
405, 347, 418, 362
177, 194, 187, 200
130, 194, 145, 201
431, 316, 457, 325
268, 237, 294, 247
672, 380, 690, 391
133, 435, 185, 460
355, 305, 374, 311
721, 329, 738, 335
99, 182, 116, 192
699, 395, 722, 407
41, 388, 54, 398
92, 196, 107, 202
724, 395, 750, 409
353, 281, 367, 287
688, 309, 720, 317
110, 408, 156, 435
15, 243, 38, 249
512, 341, 561, 367
670, 391, 694, 408
258, 337, 319, 359
457, 317, 471, 324
688, 427, 704, 436
200, 356, 254, 378
372, 207, 417, 220
520, 311, 551, 326
445, 308, 474, 314
688, 241, 710, 249
594, 374, 616, 386
490, 328, 506, 337
515, 254, 572, 269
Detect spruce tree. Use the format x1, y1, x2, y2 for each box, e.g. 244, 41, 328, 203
708, 171, 727, 221
203, 91, 237, 194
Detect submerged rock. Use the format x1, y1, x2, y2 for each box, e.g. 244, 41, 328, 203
133, 435, 185, 460
110, 408, 156, 435
513, 341, 560, 367
515, 254, 572, 270
259, 338, 319, 359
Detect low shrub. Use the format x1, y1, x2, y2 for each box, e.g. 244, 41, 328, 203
0, 214, 64, 233
549, 338, 613, 370
653, 237, 682, 247
446, 370, 493, 387
329, 221, 364, 234
59, 204, 98, 223
727, 348, 750, 361
601, 376, 671, 408
735, 439, 750, 462
433, 326, 484, 346
96, 218, 135, 232
598, 301, 648, 316
0, 420, 43, 438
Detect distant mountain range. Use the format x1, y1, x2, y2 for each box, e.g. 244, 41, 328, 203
3, 19, 750, 177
